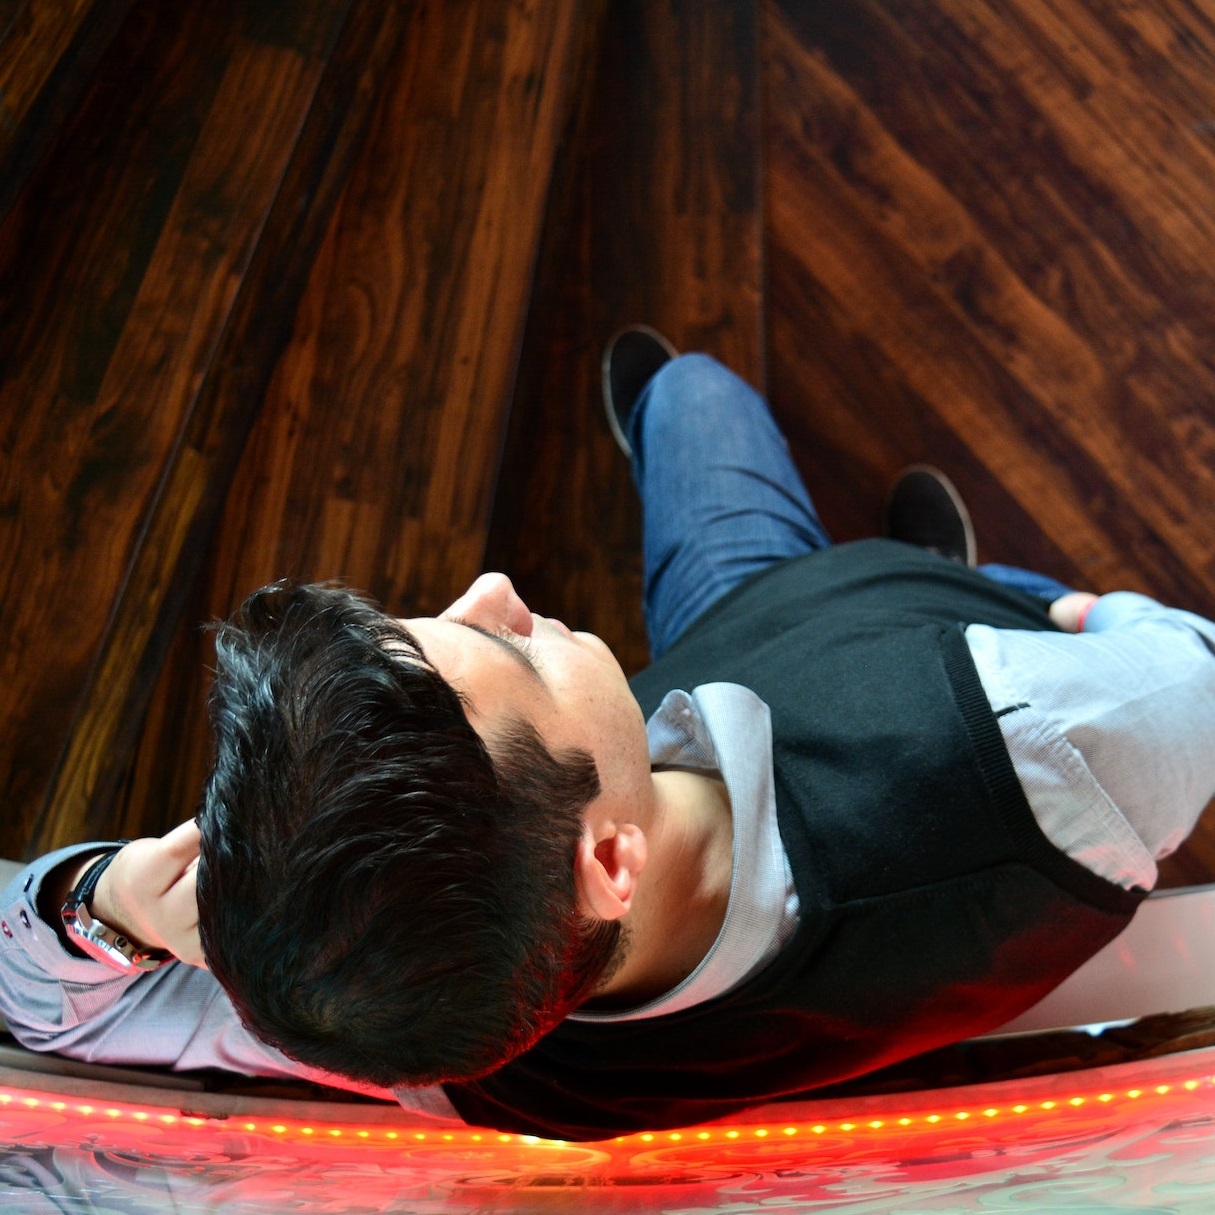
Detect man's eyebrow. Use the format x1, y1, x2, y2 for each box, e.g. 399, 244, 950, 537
450, 618, 542, 681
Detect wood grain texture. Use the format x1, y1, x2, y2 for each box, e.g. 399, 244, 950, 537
118, 0, 596, 835
0, 0, 133, 218
765, 0, 1215, 595
484, 0, 764, 677
1, 2, 245, 857
46, 0, 411, 853
206, 0, 589, 609
0, 0, 408, 856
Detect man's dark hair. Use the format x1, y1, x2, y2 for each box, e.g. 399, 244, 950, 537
196, 581, 619, 1087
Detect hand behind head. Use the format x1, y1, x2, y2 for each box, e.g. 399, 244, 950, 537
93, 821, 205, 967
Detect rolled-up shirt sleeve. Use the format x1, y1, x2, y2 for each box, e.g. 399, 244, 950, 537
0, 846, 460, 1123
966, 591, 1215, 891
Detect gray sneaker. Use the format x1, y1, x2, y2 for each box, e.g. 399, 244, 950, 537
601, 325, 678, 456
884, 465, 977, 566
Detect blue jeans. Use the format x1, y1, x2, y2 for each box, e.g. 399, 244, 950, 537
628, 354, 1071, 658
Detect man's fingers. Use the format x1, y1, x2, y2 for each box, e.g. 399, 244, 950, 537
161, 854, 202, 940
168, 854, 206, 967
1049, 591, 1099, 633
87, 828, 206, 965
161, 819, 202, 863
163, 861, 199, 915
123, 821, 200, 895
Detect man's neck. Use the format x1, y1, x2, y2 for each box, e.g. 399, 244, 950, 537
589, 769, 733, 1008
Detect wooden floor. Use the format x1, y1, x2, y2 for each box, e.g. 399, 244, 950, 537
3, 0, 1215, 882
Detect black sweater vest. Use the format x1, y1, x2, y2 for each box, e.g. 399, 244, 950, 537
447, 542, 1144, 1139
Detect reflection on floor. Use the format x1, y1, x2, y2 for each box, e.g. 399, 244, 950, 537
4, 1046, 1215, 1213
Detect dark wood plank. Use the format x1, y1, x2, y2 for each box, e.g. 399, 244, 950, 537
210, 0, 593, 609
762, 0, 1215, 881
1, 2, 242, 859
2, 0, 407, 857
0, 0, 134, 219
580, 0, 765, 385
118, 0, 599, 838
49, 0, 412, 854
765, 0, 1215, 602
484, 0, 764, 676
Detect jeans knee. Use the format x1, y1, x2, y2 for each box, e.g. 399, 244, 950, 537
650, 352, 731, 400
640, 354, 749, 443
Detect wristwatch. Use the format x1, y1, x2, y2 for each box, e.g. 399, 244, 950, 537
60, 848, 172, 972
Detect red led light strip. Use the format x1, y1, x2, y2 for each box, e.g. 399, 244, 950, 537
3, 1073, 1214, 1147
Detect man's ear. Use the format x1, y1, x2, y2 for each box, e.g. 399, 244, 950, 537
574, 822, 647, 922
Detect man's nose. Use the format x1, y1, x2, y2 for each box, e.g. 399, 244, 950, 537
443, 573, 533, 635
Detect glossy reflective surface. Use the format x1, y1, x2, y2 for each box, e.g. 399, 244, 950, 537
5, 1050, 1215, 1212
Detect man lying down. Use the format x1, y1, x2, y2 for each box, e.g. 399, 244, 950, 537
4, 337, 1214, 1141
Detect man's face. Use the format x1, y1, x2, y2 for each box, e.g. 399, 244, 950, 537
399, 574, 652, 816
